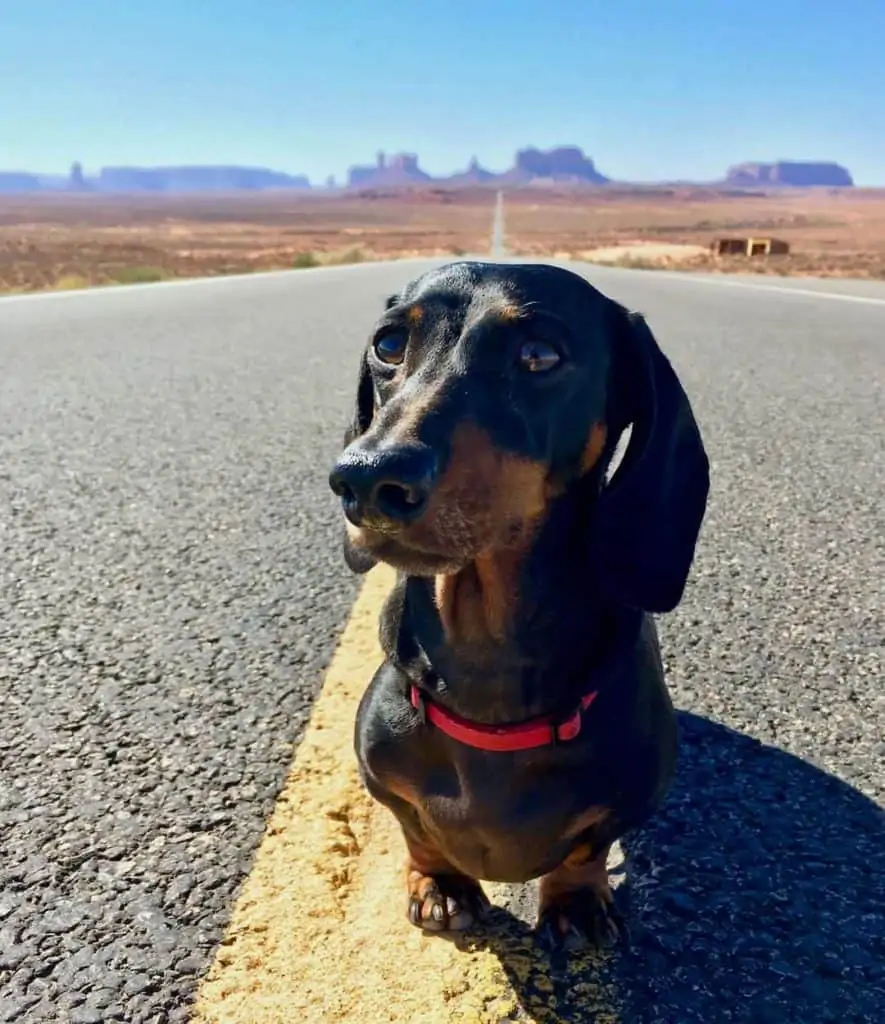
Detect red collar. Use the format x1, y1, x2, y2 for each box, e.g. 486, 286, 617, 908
409, 684, 598, 753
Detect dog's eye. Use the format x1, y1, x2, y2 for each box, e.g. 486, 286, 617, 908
373, 331, 408, 366
519, 340, 561, 373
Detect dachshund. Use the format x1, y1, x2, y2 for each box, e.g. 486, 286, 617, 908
328, 261, 709, 949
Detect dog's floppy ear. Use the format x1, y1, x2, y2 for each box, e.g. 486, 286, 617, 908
339, 346, 379, 574
344, 347, 375, 446
338, 296, 400, 574
343, 291, 397, 444
589, 308, 710, 612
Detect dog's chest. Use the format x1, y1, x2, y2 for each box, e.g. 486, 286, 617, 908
414, 758, 595, 882
367, 718, 603, 883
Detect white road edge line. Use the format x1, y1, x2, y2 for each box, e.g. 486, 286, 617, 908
679, 274, 885, 306
0, 256, 455, 306
583, 266, 885, 308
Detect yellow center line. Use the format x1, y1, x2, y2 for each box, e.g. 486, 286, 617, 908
192, 565, 622, 1024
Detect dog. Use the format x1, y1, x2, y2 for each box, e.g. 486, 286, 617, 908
328, 261, 709, 949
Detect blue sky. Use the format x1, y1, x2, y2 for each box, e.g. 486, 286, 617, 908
3, 0, 884, 184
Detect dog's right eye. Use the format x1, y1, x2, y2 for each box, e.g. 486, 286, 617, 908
373, 331, 408, 366
518, 339, 561, 373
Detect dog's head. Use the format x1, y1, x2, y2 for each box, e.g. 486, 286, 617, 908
329, 261, 709, 612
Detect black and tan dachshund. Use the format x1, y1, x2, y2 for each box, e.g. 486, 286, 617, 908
328, 261, 709, 949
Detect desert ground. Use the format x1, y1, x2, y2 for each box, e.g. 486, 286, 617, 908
2, 186, 885, 293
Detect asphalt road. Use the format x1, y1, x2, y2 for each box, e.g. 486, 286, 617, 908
1, 262, 883, 1023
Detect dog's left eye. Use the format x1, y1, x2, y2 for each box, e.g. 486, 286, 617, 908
373, 331, 408, 365
519, 340, 561, 373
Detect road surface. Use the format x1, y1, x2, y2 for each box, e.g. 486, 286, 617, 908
1, 262, 883, 1023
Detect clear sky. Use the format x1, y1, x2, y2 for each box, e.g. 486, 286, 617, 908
3, 0, 884, 185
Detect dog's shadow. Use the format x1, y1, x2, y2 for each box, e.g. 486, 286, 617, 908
452, 712, 885, 1022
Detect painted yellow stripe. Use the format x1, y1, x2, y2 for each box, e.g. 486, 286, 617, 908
192, 564, 621, 1024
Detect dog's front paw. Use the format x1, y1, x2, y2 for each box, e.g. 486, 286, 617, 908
536, 860, 626, 954
406, 870, 490, 933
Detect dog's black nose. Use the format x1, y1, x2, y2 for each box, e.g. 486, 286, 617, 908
329, 444, 438, 525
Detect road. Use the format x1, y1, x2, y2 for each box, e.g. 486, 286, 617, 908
1, 262, 883, 1023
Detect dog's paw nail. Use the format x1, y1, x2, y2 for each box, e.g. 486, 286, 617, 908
406, 872, 486, 933
536, 891, 625, 953
408, 899, 422, 926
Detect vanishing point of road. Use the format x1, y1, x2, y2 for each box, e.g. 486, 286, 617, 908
1, 257, 883, 1022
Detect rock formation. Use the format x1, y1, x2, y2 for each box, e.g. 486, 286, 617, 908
442, 157, 496, 185
69, 162, 88, 191
347, 152, 431, 188
725, 161, 853, 187
506, 146, 609, 183
95, 166, 310, 192
0, 172, 43, 193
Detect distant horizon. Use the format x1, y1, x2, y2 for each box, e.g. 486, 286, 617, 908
1, 150, 868, 188
4, 2, 883, 185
